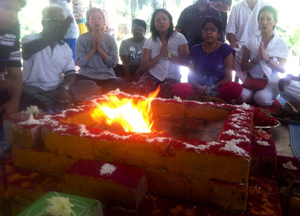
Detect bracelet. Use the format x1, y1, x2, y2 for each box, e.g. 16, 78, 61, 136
265, 57, 271, 63
251, 59, 258, 64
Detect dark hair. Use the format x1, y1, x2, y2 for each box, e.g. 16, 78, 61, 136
201, 17, 223, 33
150, 9, 174, 41
132, 19, 147, 30
258, 5, 278, 22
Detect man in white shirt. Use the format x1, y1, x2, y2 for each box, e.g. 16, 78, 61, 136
21, 5, 96, 111
226, 0, 269, 82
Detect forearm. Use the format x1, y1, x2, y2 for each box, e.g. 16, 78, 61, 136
7, 68, 23, 103
213, 77, 231, 88
241, 60, 256, 72
188, 76, 202, 89
122, 65, 131, 77
86, 48, 97, 62
265, 58, 286, 73
169, 55, 186, 65
62, 73, 77, 88
98, 48, 108, 62
227, 33, 237, 46
135, 65, 143, 75
22, 35, 58, 59
141, 53, 163, 71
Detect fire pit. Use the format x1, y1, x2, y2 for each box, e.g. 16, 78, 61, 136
12, 90, 254, 212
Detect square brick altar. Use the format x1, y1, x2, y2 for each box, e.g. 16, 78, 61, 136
11, 91, 254, 212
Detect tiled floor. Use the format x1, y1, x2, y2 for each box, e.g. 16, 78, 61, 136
271, 124, 294, 157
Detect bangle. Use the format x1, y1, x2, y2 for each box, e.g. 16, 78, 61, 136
251, 59, 258, 64
61, 85, 70, 91
265, 57, 271, 63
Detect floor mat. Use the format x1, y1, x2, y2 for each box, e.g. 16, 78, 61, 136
289, 124, 300, 159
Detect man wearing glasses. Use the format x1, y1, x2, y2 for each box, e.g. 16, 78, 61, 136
176, 0, 221, 49
20, 5, 97, 112
115, 19, 147, 83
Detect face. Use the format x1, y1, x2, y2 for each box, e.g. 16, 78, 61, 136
197, 0, 209, 6
0, 1, 19, 31
258, 11, 277, 33
88, 11, 105, 31
132, 23, 145, 40
201, 22, 220, 43
154, 12, 170, 33
43, 10, 65, 34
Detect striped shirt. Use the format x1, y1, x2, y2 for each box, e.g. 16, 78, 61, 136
0, 31, 22, 72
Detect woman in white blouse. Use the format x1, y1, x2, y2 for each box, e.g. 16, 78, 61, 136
130, 9, 189, 98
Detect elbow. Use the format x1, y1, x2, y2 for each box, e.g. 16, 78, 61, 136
241, 64, 247, 72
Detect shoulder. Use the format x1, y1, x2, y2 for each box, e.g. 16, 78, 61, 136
220, 43, 235, 56
221, 43, 234, 51
190, 44, 202, 53
182, 4, 197, 13
103, 33, 116, 43
78, 32, 90, 39
143, 38, 155, 48
121, 37, 133, 45
231, 1, 243, 11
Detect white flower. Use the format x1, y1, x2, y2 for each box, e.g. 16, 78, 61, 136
22, 105, 42, 116
46, 193, 76, 216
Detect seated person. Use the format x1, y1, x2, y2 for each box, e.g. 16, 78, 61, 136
278, 74, 300, 102
172, 17, 242, 102
130, 9, 189, 98
0, 0, 23, 119
21, 5, 97, 111
114, 19, 147, 83
237, 6, 288, 106
75, 7, 126, 94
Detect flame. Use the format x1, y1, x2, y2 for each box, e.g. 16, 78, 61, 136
91, 87, 160, 133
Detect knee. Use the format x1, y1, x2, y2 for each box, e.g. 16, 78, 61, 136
253, 93, 273, 106
237, 88, 253, 104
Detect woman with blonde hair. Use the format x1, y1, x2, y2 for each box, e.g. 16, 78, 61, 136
75, 7, 125, 94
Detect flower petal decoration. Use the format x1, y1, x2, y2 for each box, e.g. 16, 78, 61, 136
45, 193, 76, 216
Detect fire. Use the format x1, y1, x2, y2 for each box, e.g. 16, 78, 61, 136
91, 87, 160, 133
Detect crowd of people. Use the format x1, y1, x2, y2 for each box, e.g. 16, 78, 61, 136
0, 0, 298, 122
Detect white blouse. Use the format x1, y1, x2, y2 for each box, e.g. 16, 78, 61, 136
143, 32, 187, 81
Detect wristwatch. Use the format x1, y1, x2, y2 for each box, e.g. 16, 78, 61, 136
61, 85, 70, 90
251, 59, 258, 64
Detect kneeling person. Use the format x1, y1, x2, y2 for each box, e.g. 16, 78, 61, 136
115, 19, 147, 82
21, 5, 97, 111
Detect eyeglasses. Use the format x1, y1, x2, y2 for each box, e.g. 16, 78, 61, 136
201, 28, 218, 33
132, 27, 145, 32
44, 18, 64, 23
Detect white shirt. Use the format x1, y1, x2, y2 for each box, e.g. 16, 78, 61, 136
226, 0, 269, 46
245, 32, 289, 83
21, 33, 75, 91
143, 32, 187, 81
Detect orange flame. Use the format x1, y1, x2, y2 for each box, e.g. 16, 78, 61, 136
91, 87, 160, 133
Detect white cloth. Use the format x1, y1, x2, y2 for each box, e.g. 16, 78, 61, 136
245, 32, 289, 83
226, 0, 269, 81
142, 32, 187, 81
226, 0, 269, 46
21, 33, 76, 91
280, 80, 300, 101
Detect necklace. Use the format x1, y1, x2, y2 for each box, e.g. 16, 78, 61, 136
202, 42, 219, 56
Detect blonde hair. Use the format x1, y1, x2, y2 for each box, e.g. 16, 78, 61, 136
85, 7, 105, 32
